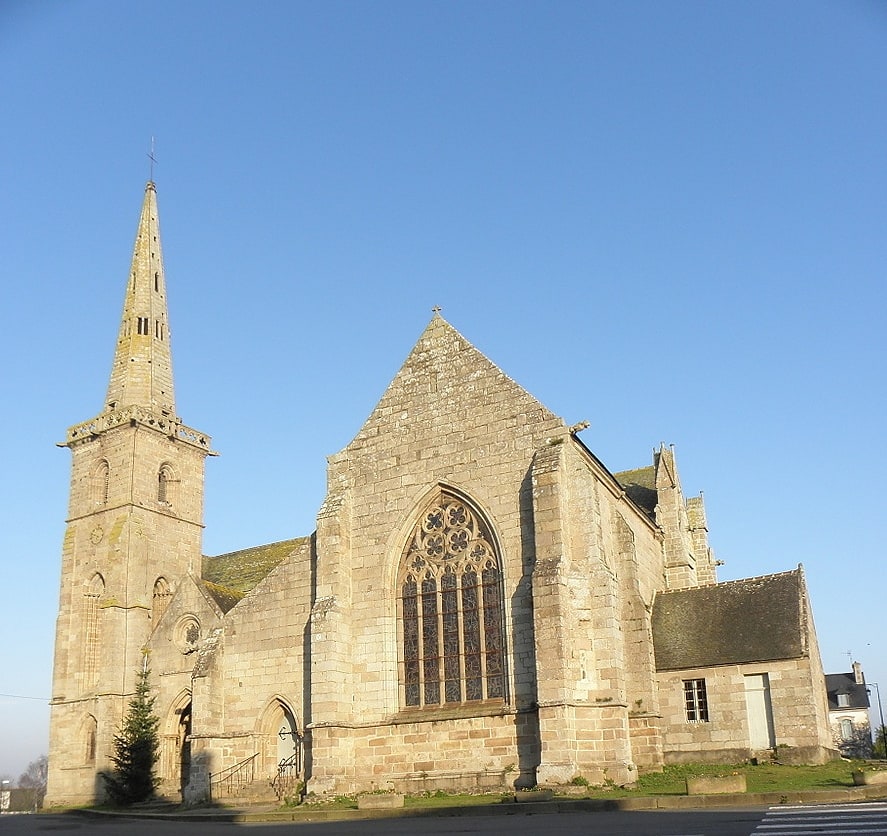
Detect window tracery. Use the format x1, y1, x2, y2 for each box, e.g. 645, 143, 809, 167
398, 493, 505, 708
83, 574, 104, 689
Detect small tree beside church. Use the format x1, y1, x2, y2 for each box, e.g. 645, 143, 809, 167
104, 659, 160, 804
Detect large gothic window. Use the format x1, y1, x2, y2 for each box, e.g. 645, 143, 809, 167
398, 493, 505, 708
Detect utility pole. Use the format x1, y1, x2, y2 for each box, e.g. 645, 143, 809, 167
868, 683, 886, 759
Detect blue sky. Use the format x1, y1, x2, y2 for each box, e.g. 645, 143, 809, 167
1, 0, 885, 778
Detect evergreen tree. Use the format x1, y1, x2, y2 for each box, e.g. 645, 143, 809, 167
104, 659, 160, 804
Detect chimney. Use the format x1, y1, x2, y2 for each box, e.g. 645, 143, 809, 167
853, 661, 865, 685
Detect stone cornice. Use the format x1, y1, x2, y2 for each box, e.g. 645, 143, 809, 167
62, 405, 214, 453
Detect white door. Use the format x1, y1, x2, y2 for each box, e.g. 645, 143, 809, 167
744, 673, 776, 749
276, 706, 298, 764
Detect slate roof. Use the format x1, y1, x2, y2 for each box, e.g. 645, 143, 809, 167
652, 568, 805, 671
614, 465, 658, 518
201, 537, 309, 612
825, 673, 871, 711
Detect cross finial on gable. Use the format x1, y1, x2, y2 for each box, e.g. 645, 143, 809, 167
432, 305, 442, 315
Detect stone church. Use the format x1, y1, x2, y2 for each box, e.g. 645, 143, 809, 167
45, 182, 837, 807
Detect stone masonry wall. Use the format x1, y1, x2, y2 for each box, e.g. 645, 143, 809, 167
658, 658, 837, 764
189, 540, 314, 799
46, 421, 208, 807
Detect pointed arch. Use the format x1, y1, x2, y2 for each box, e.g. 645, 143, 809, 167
256, 696, 302, 780
152, 576, 172, 626
92, 459, 110, 505
157, 462, 177, 505
397, 488, 506, 708
83, 573, 105, 689
160, 689, 192, 798
82, 714, 98, 764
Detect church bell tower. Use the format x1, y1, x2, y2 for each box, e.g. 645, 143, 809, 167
45, 182, 213, 806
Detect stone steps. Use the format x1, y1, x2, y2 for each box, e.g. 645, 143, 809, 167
213, 780, 279, 806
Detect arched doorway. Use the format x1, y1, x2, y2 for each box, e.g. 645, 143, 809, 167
277, 703, 298, 766
161, 692, 192, 800
260, 699, 301, 800
177, 702, 192, 796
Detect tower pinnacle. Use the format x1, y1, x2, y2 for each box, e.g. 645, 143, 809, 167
105, 181, 176, 417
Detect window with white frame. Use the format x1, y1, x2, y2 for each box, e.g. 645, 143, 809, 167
683, 678, 709, 722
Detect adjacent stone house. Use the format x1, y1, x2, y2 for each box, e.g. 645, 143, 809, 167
825, 662, 872, 758
45, 182, 838, 807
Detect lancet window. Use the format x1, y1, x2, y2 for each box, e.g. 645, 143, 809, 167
92, 460, 110, 506
84, 715, 97, 764
157, 463, 175, 505
398, 493, 505, 708
83, 573, 105, 689
152, 577, 172, 626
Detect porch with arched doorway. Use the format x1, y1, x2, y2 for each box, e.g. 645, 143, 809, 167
159, 691, 192, 800
258, 697, 302, 801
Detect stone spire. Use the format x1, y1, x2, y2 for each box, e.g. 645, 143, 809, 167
104, 181, 176, 417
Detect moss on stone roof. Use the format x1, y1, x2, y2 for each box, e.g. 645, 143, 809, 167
202, 537, 308, 596
652, 569, 804, 671
201, 580, 244, 614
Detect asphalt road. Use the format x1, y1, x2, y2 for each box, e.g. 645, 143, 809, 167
0, 808, 771, 836
3, 803, 887, 835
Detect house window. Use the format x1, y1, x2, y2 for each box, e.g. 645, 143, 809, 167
837, 693, 850, 708
684, 678, 709, 722
399, 492, 505, 708
840, 718, 854, 740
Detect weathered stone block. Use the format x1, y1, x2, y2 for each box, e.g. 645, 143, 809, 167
686, 774, 746, 795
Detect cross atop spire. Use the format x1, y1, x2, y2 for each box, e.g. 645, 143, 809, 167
147, 137, 157, 183
104, 181, 176, 418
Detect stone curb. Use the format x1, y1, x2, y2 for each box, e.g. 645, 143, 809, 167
65, 785, 887, 824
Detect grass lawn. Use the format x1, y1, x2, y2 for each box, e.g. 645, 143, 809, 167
293, 760, 878, 810
588, 759, 870, 797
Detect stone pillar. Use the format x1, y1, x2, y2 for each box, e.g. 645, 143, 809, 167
307, 475, 356, 794
530, 441, 577, 784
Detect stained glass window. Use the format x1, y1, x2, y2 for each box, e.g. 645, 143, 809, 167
398, 493, 506, 707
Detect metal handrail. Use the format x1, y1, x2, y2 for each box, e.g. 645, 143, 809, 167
209, 752, 259, 801
271, 750, 302, 801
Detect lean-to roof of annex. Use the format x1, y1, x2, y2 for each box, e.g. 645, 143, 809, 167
614, 465, 657, 519
201, 537, 309, 612
341, 314, 565, 454
652, 568, 806, 671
